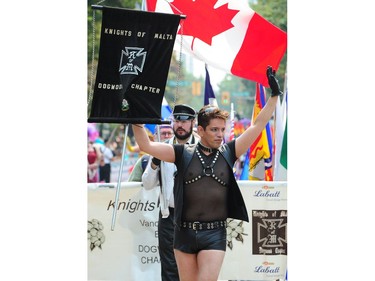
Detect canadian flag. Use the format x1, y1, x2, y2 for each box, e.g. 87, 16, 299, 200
145, 0, 287, 87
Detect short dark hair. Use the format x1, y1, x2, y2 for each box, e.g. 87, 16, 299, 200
197, 105, 229, 129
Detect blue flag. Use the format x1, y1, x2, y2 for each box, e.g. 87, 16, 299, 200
204, 66, 218, 106
239, 148, 250, 180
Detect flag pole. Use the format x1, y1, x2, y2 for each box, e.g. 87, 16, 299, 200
230, 103, 234, 121
229, 102, 235, 142
111, 124, 129, 231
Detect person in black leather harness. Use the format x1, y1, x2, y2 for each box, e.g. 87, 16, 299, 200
132, 66, 283, 281
142, 104, 199, 281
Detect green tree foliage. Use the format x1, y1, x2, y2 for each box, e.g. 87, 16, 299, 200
251, 0, 287, 32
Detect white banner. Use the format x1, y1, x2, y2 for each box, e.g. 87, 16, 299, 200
88, 181, 287, 280
88, 182, 160, 281
220, 181, 287, 280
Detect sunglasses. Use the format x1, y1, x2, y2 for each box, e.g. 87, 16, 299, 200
172, 119, 192, 124
198, 106, 219, 116
160, 131, 173, 136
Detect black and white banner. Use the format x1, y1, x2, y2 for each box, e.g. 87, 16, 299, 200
88, 7, 181, 124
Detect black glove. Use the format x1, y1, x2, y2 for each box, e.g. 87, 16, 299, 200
267, 66, 283, 97
151, 157, 161, 166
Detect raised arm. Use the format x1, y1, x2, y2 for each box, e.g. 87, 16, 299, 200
132, 124, 175, 163
235, 66, 283, 157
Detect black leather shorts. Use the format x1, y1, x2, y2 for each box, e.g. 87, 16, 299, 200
174, 226, 227, 254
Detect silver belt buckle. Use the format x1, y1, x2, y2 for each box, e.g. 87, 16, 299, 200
192, 221, 199, 230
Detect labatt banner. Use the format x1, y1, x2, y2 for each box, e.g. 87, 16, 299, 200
88, 181, 287, 280
220, 181, 287, 280
88, 7, 181, 124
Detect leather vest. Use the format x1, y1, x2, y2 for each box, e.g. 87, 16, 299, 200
173, 142, 249, 228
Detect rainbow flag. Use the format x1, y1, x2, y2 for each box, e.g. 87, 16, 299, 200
249, 83, 273, 181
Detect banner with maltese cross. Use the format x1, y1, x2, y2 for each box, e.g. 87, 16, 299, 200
88, 6, 181, 124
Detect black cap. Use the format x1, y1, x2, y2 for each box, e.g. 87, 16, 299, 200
172, 104, 196, 120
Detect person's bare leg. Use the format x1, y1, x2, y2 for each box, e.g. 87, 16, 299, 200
197, 249, 225, 281
174, 249, 198, 281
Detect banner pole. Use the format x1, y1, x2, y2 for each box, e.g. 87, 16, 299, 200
91, 4, 187, 18
91, 5, 103, 10
111, 124, 129, 231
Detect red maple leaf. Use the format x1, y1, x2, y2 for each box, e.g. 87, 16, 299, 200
169, 0, 239, 50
